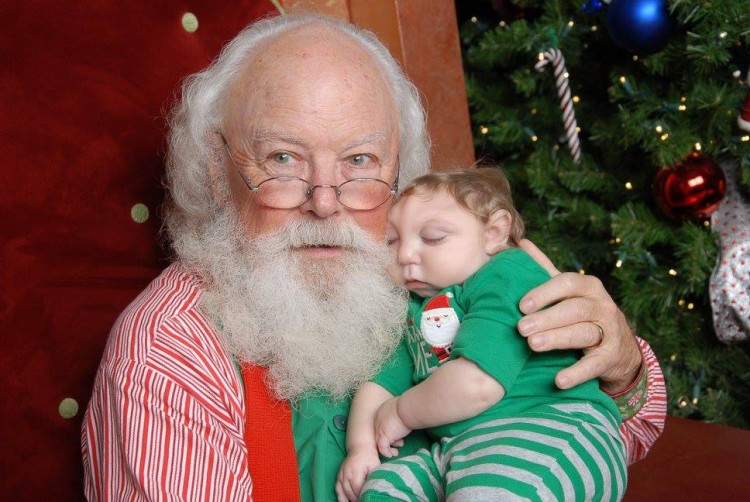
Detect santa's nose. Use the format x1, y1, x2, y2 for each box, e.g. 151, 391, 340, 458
434, 316, 440, 321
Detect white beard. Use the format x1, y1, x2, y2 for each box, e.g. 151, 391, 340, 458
196, 210, 408, 401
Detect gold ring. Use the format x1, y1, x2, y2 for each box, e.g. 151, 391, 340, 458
590, 323, 605, 349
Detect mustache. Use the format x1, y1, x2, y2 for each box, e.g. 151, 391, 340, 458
257, 218, 379, 253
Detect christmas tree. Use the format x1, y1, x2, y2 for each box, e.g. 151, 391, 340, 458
457, 0, 750, 428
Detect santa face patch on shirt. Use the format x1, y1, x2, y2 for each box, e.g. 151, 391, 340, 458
419, 293, 460, 362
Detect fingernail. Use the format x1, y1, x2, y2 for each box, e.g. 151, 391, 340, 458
518, 318, 534, 334
530, 334, 546, 349
557, 375, 571, 389
520, 298, 534, 313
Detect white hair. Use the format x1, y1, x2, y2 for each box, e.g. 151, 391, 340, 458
164, 13, 430, 261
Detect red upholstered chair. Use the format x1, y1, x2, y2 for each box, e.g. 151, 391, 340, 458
0, 1, 472, 499
625, 416, 750, 501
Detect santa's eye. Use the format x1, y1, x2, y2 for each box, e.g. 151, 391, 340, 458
443, 314, 449, 318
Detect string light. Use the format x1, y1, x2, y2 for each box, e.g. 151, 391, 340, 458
591, 25, 598, 32
619, 76, 627, 84
471, 16, 477, 23
660, 133, 669, 141
578, 268, 586, 274
615, 237, 621, 243
695, 142, 702, 151
678, 299, 685, 306
719, 31, 728, 38
632, 55, 639, 61
568, 20, 574, 28
531, 135, 538, 142
670, 354, 678, 361
678, 104, 687, 111
480, 126, 489, 135
655, 125, 663, 133
741, 135, 750, 142
625, 181, 633, 190
615, 259, 623, 268
687, 302, 695, 309
573, 96, 580, 104
668, 269, 678, 276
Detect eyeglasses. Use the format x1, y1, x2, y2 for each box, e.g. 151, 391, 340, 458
220, 134, 399, 211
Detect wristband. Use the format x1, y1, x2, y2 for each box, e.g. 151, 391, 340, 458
607, 362, 648, 421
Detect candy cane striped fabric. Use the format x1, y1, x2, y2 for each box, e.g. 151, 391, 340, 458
82, 263, 253, 501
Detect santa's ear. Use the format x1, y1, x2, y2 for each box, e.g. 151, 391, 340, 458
207, 132, 230, 204
484, 209, 512, 255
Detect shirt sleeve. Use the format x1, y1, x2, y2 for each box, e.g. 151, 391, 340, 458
609, 336, 667, 464
82, 323, 252, 501
451, 253, 550, 391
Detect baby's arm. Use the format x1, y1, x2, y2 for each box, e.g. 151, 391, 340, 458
374, 357, 504, 457
336, 382, 394, 502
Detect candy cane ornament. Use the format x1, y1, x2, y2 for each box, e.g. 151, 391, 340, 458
535, 48, 582, 164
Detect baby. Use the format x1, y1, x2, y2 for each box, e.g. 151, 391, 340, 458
336, 167, 627, 501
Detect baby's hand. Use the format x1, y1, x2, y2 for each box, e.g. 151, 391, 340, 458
335, 447, 381, 502
374, 398, 412, 458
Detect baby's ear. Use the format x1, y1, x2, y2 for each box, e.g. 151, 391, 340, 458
484, 209, 512, 255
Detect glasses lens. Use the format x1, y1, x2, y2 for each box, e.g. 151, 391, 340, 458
256, 177, 310, 209
338, 178, 393, 210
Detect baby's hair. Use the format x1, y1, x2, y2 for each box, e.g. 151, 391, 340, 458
400, 167, 525, 247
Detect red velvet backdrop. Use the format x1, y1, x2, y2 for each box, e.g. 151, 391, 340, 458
0, 2, 276, 499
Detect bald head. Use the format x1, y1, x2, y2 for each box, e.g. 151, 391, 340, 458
223, 24, 397, 154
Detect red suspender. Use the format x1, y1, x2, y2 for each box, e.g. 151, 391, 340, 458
241, 364, 301, 501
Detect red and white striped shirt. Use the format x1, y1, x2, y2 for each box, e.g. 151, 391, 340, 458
82, 264, 252, 501
82, 263, 666, 500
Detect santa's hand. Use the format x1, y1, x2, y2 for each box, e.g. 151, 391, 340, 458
335, 447, 381, 502
518, 239, 642, 392
374, 398, 411, 458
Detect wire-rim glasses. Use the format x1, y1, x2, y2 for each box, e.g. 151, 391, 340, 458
220, 134, 399, 211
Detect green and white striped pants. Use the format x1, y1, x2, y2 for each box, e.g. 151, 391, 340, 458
360, 403, 627, 502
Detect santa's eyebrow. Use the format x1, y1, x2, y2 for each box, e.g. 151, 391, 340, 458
251, 129, 305, 145
342, 132, 388, 151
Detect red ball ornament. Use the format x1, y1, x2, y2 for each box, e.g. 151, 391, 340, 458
653, 153, 727, 220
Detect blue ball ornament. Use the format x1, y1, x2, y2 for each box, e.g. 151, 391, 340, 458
606, 0, 675, 55
582, 0, 606, 14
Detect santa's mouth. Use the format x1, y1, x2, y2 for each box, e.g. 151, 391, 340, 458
293, 245, 347, 258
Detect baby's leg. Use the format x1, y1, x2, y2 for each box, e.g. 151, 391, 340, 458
443, 404, 627, 502
359, 447, 445, 502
